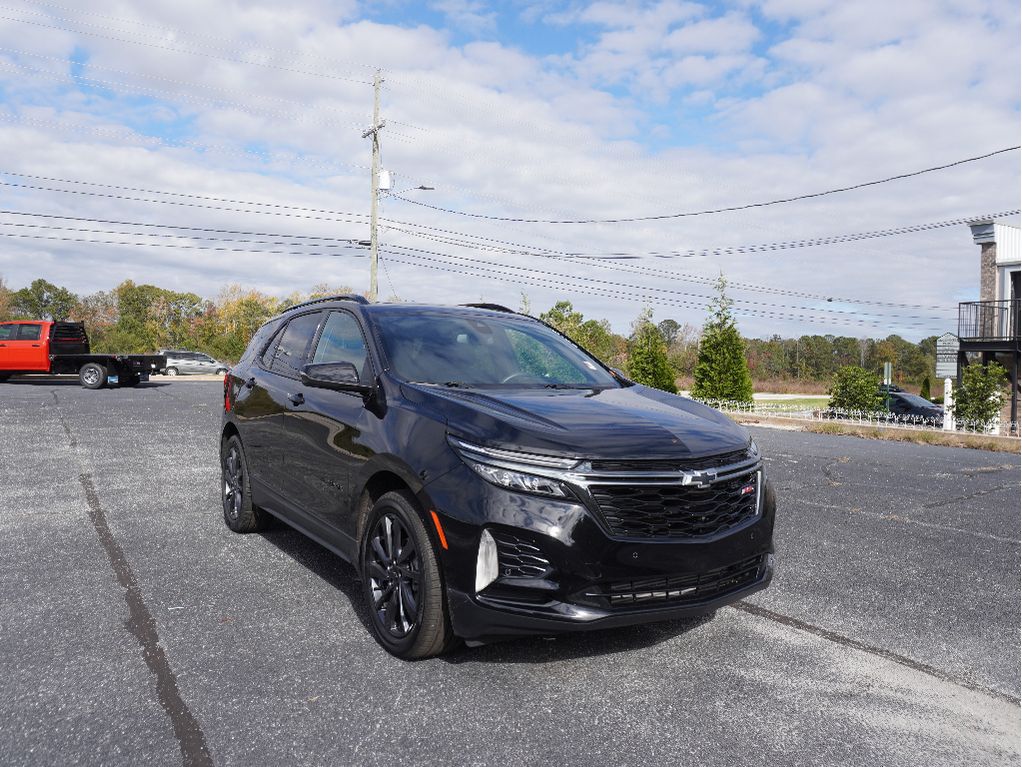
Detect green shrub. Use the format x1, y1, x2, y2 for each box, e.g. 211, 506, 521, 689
828, 366, 885, 412
919, 376, 931, 401
951, 363, 1007, 430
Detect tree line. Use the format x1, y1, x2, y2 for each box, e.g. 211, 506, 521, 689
0, 275, 939, 393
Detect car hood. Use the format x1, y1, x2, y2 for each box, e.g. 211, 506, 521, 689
400, 381, 750, 460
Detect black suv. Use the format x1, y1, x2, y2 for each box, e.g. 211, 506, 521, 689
221, 296, 776, 658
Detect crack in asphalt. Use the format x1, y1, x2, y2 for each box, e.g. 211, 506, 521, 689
733, 600, 1021, 706
922, 483, 1018, 509
52, 393, 212, 767
787, 496, 1021, 544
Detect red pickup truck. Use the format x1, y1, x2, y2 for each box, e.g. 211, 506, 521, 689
0, 320, 165, 389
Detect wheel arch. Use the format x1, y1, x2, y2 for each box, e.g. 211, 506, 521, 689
220, 421, 240, 450
353, 464, 439, 546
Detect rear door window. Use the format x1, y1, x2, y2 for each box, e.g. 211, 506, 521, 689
17, 324, 42, 341
269, 312, 323, 378
0, 324, 15, 341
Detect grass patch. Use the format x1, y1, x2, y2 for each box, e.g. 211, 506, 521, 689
753, 397, 829, 409
733, 413, 1020, 453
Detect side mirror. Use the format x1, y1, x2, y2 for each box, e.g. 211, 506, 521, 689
300, 362, 373, 394
610, 367, 631, 383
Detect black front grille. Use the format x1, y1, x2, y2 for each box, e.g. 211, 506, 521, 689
591, 470, 759, 539
586, 554, 765, 608
491, 531, 553, 579
589, 448, 751, 473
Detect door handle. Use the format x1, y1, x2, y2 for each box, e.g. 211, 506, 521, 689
287, 392, 305, 405
31, 344, 40, 347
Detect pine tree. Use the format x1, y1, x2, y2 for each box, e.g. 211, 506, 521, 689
691, 276, 754, 403
627, 308, 678, 393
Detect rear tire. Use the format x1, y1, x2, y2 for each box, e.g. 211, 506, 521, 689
360, 491, 454, 659
121, 373, 141, 387
165, 367, 179, 376
220, 435, 269, 533
215, 368, 229, 376
79, 363, 107, 389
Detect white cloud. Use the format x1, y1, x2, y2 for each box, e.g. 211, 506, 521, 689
0, 0, 1016, 341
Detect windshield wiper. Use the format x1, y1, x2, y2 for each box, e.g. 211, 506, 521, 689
543, 383, 589, 389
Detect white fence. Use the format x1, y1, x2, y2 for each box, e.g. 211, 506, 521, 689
696, 399, 1020, 439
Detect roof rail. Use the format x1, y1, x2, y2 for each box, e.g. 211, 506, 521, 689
287, 294, 370, 311
460, 303, 515, 313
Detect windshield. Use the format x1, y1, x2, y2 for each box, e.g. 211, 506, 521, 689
370, 310, 618, 388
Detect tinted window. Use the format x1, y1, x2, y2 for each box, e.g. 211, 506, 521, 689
312, 312, 369, 379
0, 324, 14, 341
17, 324, 42, 341
372, 311, 616, 388
241, 323, 275, 366
270, 312, 323, 377
261, 326, 285, 368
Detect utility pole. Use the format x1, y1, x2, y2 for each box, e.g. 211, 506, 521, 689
362, 69, 385, 302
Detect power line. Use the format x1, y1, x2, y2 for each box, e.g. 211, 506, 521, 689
380, 249, 935, 331
383, 211, 1017, 311
0, 170, 370, 220
0, 208, 363, 242
380, 242, 946, 324
0, 195, 988, 316
0, 229, 368, 258
390, 146, 1022, 224
0, 179, 373, 226
0, 219, 364, 250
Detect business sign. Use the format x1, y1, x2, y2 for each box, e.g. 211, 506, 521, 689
936, 333, 959, 379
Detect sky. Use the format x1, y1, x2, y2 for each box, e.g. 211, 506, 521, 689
0, 0, 1018, 340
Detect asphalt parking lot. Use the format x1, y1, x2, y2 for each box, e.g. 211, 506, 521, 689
1, 378, 1019, 767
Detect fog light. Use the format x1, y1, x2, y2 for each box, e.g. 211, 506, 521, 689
475, 529, 499, 593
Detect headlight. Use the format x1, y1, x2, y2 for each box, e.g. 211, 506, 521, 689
448, 436, 577, 498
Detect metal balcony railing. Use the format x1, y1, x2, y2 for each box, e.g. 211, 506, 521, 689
958, 299, 1021, 342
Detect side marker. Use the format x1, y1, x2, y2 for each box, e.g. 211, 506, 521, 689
429, 510, 449, 550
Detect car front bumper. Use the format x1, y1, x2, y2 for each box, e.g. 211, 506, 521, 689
422, 464, 777, 643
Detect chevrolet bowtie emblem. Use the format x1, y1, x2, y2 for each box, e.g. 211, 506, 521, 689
680, 469, 717, 488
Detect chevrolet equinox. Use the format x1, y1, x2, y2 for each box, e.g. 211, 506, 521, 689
220, 295, 776, 659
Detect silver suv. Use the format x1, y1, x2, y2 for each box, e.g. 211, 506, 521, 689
160, 350, 229, 376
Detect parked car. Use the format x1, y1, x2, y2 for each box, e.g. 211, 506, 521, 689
884, 390, 944, 422
160, 349, 229, 376
0, 320, 164, 388
220, 296, 776, 659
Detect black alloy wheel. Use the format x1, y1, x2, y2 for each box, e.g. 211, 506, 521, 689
366, 513, 421, 639
220, 435, 268, 533
360, 491, 454, 659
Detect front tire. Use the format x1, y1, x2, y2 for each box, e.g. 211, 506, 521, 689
360, 491, 453, 659
165, 367, 179, 376
220, 435, 269, 533
79, 362, 107, 389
